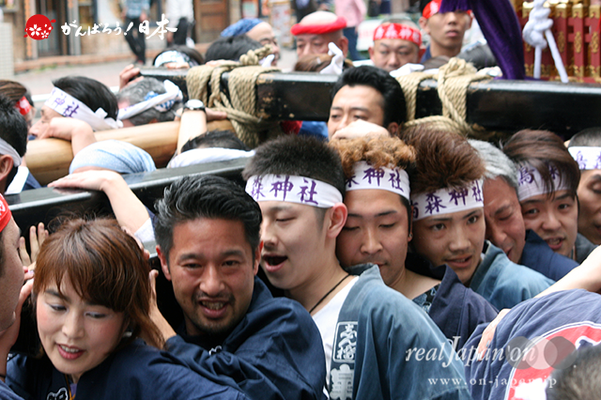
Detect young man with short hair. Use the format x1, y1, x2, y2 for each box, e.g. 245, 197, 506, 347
332, 136, 497, 349
150, 175, 327, 400
327, 65, 405, 139
243, 135, 471, 400
369, 22, 422, 72
470, 139, 578, 281
406, 127, 553, 310
504, 129, 596, 264
418, 0, 472, 63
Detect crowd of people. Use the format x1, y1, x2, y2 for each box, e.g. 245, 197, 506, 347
0, 0, 601, 399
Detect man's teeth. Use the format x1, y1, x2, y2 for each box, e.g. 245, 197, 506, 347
547, 238, 561, 245
60, 345, 80, 353
201, 302, 225, 310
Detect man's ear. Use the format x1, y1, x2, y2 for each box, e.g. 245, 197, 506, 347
156, 245, 172, 281
253, 243, 262, 276
338, 37, 349, 58
418, 17, 429, 34
386, 122, 400, 137
368, 45, 375, 61
0, 155, 14, 192
326, 202, 348, 239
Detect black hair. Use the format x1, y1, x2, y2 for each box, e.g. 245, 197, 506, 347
0, 94, 27, 158
205, 34, 263, 62
181, 130, 249, 153
569, 127, 601, 147
242, 135, 346, 197
154, 175, 262, 262
117, 78, 182, 126
503, 129, 580, 198
53, 76, 119, 120
331, 65, 406, 127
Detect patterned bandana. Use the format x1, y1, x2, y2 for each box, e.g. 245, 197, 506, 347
373, 23, 422, 47
411, 180, 484, 221
345, 161, 410, 200
245, 174, 343, 208
422, 0, 442, 19
16, 96, 31, 116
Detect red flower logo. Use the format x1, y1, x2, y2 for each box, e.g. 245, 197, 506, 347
24, 14, 56, 40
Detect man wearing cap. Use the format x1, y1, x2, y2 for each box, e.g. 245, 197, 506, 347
291, 11, 349, 59
418, 0, 472, 63
368, 22, 423, 72
0, 192, 34, 399
221, 19, 280, 65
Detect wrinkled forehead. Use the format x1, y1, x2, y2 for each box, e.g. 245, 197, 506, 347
247, 22, 274, 41
374, 38, 419, 51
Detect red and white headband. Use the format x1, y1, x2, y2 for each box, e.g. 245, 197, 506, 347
0, 193, 12, 233
517, 163, 570, 201
411, 180, 484, 221
422, 0, 471, 19
16, 96, 31, 116
373, 23, 422, 47
246, 174, 343, 208
568, 147, 601, 170
346, 161, 410, 200
291, 16, 347, 35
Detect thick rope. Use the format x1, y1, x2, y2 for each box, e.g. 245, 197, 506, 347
396, 58, 491, 138
185, 45, 280, 148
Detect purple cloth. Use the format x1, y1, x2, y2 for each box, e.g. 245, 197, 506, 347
439, 0, 525, 80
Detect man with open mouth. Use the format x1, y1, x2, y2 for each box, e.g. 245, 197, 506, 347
243, 135, 471, 400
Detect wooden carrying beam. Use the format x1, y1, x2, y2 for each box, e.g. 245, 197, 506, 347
144, 68, 601, 138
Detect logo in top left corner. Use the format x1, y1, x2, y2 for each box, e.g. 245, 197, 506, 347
24, 14, 56, 40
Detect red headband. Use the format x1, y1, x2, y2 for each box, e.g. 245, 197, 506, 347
422, 0, 472, 19
373, 23, 422, 47
0, 194, 12, 233
16, 96, 31, 116
291, 16, 347, 36
422, 0, 442, 19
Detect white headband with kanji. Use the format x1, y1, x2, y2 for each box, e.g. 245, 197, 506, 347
411, 180, 484, 221
346, 161, 410, 200
245, 174, 342, 208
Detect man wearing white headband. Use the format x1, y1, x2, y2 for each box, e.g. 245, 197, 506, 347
243, 135, 471, 400
117, 78, 183, 127
470, 139, 578, 281
332, 136, 497, 350
0, 94, 37, 195
30, 76, 121, 138
504, 129, 596, 264
568, 128, 601, 246
407, 127, 552, 311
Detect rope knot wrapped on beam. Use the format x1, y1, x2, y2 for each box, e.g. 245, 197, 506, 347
186, 45, 282, 148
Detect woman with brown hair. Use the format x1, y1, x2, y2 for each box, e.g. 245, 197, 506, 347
6, 217, 246, 400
